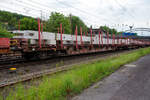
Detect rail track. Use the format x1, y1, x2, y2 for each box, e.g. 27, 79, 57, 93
0, 48, 139, 88
0, 49, 117, 69
0, 55, 24, 65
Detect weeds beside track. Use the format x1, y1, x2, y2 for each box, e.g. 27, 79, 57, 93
1, 47, 150, 100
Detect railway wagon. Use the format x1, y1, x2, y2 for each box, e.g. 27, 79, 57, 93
0, 38, 10, 54
0, 37, 24, 60
0, 30, 149, 60
6, 30, 149, 59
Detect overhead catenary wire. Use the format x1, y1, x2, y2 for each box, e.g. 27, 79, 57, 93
26, 0, 115, 24
114, 0, 135, 19
0, 4, 40, 18
0, 0, 122, 29
18, 0, 108, 26
0, 5, 99, 28
6, 0, 50, 20
14, 0, 50, 15
3, 0, 96, 24
55, 0, 115, 24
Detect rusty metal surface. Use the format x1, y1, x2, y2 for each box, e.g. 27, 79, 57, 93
0, 38, 10, 48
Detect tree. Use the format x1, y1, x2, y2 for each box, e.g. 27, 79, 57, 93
71, 15, 88, 34
0, 23, 13, 38
100, 26, 118, 34
19, 18, 38, 30
100, 26, 109, 32
47, 12, 71, 34
8, 17, 17, 30
0, 10, 88, 34
110, 28, 117, 34
0, 10, 36, 30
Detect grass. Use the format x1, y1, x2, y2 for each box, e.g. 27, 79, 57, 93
2, 47, 150, 100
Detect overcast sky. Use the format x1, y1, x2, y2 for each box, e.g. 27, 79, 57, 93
0, 0, 150, 31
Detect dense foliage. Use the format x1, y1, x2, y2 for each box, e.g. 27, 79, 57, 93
19, 18, 38, 30
46, 12, 88, 34
0, 23, 13, 38
0, 10, 88, 34
0, 10, 121, 36
47, 12, 71, 34
71, 15, 88, 34
100, 26, 118, 34
0, 10, 33, 30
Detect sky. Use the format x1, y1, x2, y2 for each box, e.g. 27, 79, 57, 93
0, 0, 150, 32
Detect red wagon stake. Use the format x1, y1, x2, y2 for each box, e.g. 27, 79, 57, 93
80, 27, 83, 47
90, 28, 93, 48
127, 37, 128, 45
75, 25, 78, 50
129, 38, 131, 45
113, 33, 115, 46
41, 23, 44, 46
101, 30, 103, 47
121, 33, 123, 46
98, 30, 100, 48
126, 37, 128, 45
107, 31, 109, 47
117, 35, 119, 45
126, 37, 127, 45
38, 18, 41, 49
60, 23, 63, 49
